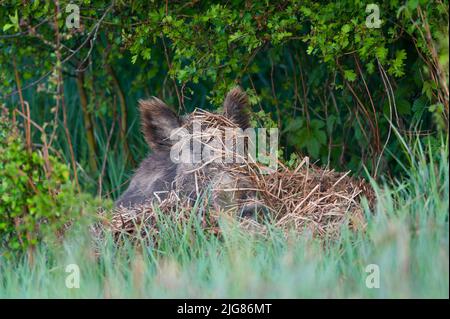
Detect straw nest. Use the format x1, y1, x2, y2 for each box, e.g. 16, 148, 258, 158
107, 110, 375, 240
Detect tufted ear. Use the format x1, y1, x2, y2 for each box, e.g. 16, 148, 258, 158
139, 97, 181, 151
223, 87, 251, 129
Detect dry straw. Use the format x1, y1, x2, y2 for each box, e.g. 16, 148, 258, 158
109, 110, 375, 240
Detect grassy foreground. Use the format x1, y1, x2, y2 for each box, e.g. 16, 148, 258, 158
0, 139, 448, 298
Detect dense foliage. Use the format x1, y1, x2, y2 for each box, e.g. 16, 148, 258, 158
0, 107, 100, 253
1, 1, 448, 188
0, 0, 448, 240
0, 0, 448, 298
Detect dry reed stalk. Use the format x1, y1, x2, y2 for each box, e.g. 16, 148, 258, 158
107, 110, 375, 241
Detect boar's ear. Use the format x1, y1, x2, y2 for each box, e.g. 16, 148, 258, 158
139, 97, 180, 151
223, 86, 250, 129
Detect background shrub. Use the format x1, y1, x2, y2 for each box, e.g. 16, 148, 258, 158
0, 107, 101, 254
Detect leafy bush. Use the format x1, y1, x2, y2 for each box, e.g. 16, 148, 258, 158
1, 1, 447, 180
0, 108, 101, 253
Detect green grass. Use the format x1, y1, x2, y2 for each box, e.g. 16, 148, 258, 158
0, 136, 448, 298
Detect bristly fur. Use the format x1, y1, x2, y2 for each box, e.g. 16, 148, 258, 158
115, 88, 375, 240
223, 87, 250, 129
111, 107, 375, 239
139, 97, 180, 151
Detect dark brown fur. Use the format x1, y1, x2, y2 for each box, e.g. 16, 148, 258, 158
115, 87, 257, 216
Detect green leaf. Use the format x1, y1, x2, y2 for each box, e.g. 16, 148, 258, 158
3, 23, 14, 32
344, 69, 357, 82
306, 138, 320, 158
396, 99, 411, 115
407, 0, 419, 10
341, 24, 351, 34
